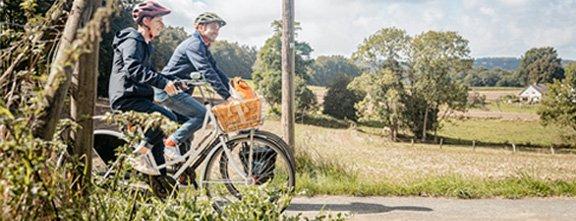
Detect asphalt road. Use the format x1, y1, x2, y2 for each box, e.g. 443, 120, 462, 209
285, 196, 576, 221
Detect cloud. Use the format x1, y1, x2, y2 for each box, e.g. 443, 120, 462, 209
498, 0, 530, 7
159, 0, 576, 59
479, 7, 496, 17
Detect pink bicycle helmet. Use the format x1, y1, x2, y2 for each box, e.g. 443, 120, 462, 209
132, 1, 171, 24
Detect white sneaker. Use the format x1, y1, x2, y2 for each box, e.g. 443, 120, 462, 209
164, 147, 184, 162
130, 146, 160, 175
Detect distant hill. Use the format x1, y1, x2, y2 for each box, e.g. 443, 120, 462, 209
473, 57, 519, 71
474, 57, 574, 70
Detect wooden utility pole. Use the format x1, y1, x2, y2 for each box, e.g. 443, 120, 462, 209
281, 0, 295, 152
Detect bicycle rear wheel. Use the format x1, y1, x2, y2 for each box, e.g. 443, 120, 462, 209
202, 132, 295, 211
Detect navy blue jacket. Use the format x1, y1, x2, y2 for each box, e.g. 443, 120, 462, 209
108, 28, 170, 109
160, 31, 230, 99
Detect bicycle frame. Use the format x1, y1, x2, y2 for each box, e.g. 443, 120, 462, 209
152, 80, 255, 187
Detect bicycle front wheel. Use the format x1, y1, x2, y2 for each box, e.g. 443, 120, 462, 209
202, 132, 295, 210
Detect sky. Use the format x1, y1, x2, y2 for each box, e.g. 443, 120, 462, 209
159, 0, 576, 60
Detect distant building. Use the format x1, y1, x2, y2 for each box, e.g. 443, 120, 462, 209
519, 84, 547, 103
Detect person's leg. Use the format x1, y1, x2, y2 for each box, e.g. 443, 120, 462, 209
117, 98, 177, 142
161, 92, 207, 146
173, 111, 191, 124
141, 102, 186, 160
115, 98, 179, 173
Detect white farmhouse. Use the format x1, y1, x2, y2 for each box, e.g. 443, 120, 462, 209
518, 84, 547, 103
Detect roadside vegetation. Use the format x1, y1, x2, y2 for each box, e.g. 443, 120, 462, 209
271, 119, 576, 198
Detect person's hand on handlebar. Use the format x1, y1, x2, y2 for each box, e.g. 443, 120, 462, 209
164, 81, 179, 96
174, 80, 189, 91
165, 81, 189, 96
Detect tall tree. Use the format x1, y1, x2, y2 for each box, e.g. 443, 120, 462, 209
323, 76, 361, 121
308, 55, 360, 86
459, 67, 517, 87
352, 27, 411, 73
496, 70, 523, 87
538, 78, 576, 145
350, 27, 410, 141
253, 21, 312, 80
564, 62, 576, 86
349, 69, 406, 140
252, 21, 316, 112
518, 47, 565, 85
410, 31, 471, 141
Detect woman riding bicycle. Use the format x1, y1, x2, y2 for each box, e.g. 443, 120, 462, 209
108, 1, 183, 175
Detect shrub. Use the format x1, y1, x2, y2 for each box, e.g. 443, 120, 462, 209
323, 77, 362, 121
468, 92, 487, 108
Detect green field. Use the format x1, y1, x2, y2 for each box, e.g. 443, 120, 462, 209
437, 118, 569, 147
470, 87, 524, 91
477, 102, 540, 114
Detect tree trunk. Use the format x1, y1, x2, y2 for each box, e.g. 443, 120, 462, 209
32, 0, 90, 140
70, 0, 100, 194
433, 104, 439, 143
392, 120, 398, 142
390, 117, 398, 142
422, 106, 429, 142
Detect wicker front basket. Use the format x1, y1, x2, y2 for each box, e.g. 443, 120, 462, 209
211, 97, 263, 133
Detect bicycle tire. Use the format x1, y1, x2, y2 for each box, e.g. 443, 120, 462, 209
202, 131, 296, 211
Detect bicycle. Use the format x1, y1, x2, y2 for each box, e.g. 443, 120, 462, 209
92, 72, 296, 211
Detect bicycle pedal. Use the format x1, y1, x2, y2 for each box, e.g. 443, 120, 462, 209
177, 170, 198, 189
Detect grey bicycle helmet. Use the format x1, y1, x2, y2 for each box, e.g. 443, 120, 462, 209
194, 12, 226, 27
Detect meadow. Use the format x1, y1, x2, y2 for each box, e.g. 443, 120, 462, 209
274, 86, 576, 198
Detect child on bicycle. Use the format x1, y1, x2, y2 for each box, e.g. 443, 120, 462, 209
108, 1, 183, 175
154, 12, 237, 150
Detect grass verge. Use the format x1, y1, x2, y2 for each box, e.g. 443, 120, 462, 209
295, 147, 576, 199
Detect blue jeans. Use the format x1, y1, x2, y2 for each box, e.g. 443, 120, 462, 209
156, 91, 206, 145
111, 98, 178, 173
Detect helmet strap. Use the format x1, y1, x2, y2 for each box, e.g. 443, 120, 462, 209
145, 25, 154, 39
139, 18, 155, 41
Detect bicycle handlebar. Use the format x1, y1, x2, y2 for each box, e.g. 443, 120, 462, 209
171, 72, 214, 104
